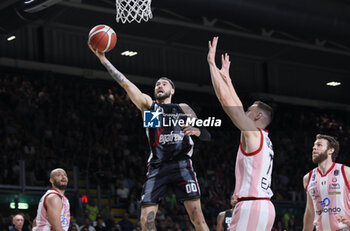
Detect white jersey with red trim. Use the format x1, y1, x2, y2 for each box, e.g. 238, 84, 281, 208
305, 163, 350, 231
233, 128, 274, 199
33, 189, 70, 231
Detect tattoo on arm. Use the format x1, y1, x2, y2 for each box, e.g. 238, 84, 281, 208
145, 211, 156, 231
102, 59, 125, 84
181, 104, 197, 119
190, 207, 206, 226
191, 207, 200, 225
187, 107, 197, 119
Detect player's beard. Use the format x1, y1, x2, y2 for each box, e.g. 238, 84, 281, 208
312, 150, 328, 164
53, 179, 67, 190
154, 91, 171, 101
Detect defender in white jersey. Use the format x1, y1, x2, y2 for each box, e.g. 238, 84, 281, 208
208, 37, 275, 231
33, 168, 70, 231
303, 134, 350, 231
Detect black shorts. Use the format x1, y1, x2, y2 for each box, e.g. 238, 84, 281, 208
140, 158, 201, 205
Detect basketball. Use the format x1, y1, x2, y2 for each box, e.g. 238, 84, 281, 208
88, 25, 117, 53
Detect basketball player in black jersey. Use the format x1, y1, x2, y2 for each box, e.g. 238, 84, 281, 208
216, 194, 237, 231
89, 45, 211, 231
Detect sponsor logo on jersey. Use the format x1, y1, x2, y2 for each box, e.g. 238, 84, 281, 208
329, 192, 341, 195
318, 197, 331, 207
310, 188, 320, 200
61, 215, 69, 226
329, 183, 340, 190
158, 131, 185, 145
312, 174, 316, 181
316, 197, 341, 215
316, 207, 341, 215
332, 177, 337, 183
334, 170, 339, 176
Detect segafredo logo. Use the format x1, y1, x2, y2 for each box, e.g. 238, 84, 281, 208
143, 109, 221, 128
158, 131, 184, 145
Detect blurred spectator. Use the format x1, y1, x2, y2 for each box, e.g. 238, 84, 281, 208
9, 214, 24, 231
116, 182, 130, 206
79, 218, 95, 231
86, 205, 99, 224
117, 213, 134, 231
110, 223, 121, 231
127, 191, 139, 217
92, 215, 105, 227
69, 225, 78, 231
94, 218, 106, 231
80, 226, 89, 231
104, 212, 115, 231
70, 216, 80, 231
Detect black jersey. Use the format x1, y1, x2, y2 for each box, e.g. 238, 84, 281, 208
223, 209, 232, 231
145, 102, 194, 166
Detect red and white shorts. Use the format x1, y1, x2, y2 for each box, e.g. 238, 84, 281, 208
229, 199, 275, 231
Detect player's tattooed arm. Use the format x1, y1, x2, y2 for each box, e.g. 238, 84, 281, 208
179, 103, 198, 119
102, 59, 125, 84
189, 206, 208, 228
89, 43, 151, 109
89, 43, 152, 110
88, 44, 126, 84
88, 43, 124, 83
145, 212, 156, 231
100, 57, 152, 110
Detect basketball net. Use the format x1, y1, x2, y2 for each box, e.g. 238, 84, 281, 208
115, 0, 153, 23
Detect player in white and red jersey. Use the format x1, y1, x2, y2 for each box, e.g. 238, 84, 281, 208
33, 168, 70, 231
208, 37, 275, 231
303, 134, 350, 231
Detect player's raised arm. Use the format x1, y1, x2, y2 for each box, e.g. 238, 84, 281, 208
207, 37, 258, 134
89, 45, 152, 111
207, 37, 235, 106
302, 174, 315, 231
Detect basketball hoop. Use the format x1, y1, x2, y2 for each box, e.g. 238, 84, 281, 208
115, 0, 153, 23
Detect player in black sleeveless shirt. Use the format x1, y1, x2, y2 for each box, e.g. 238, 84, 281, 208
90, 45, 211, 231
216, 194, 237, 231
